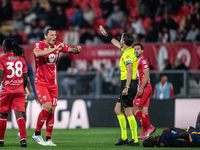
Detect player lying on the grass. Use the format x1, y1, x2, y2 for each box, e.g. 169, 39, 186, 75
143, 112, 200, 147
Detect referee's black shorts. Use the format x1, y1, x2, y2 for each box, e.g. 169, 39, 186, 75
117, 79, 137, 108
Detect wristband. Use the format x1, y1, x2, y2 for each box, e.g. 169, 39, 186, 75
125, 85, 130, 88
105, 34, 113, 41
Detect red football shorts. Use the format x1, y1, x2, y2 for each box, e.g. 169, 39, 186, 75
133, 87, 152, 108
0, 92, 25, 113
35, 83, 58, 106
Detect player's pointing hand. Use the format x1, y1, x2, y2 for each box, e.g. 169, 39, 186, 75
99, 25, 107, 36
74, 46, 81, 54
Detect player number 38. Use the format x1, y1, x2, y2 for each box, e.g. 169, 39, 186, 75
6, 61, 23, 78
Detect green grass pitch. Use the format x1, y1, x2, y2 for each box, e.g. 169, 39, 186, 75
2, 128, 199, 150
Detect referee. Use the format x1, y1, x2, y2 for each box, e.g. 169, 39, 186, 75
99, 26, 139, 146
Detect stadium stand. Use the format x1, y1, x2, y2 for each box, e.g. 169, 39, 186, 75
0, 0, 200, 45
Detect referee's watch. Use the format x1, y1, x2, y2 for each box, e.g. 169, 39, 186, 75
125, 85, 130, 88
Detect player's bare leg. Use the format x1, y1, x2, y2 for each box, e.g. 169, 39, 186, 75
114, 102, 128, 145
14, 110, 27, 147
45, 106, 57, 146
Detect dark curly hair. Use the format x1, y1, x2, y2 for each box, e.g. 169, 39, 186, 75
3, 38, 24, 56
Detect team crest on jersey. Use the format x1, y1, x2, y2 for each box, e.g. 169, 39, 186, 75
36, 43, 39, 48
134, 52, 137, 57
142, 60, 147, 64
43, 95, 47, 100
49, 54, 56, 62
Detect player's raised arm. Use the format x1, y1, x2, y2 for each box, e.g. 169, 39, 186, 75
33, 43, 64, 57
99, 25, 121, 49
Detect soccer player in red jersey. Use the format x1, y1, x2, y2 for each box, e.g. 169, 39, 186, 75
0, 38, 28, 147
133, 43, 155, 140
32, 27, 81, 146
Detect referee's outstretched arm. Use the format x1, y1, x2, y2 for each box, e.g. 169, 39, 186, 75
99, 25, 121, 49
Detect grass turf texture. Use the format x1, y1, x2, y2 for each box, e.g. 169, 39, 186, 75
2, 128, 199, 150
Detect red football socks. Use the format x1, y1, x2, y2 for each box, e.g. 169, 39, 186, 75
46, 114, 54, 137
17, 117, 26, 139
135, 110, 151, 131
145, 113, 150, 122
135, 110, 143, 121
36, 109, 50, 132
0, 118, 7, 140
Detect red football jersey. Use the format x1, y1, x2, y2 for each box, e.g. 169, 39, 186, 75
0, 52, 27, 93
34, 40, 69, 84
137, 56, 151, 89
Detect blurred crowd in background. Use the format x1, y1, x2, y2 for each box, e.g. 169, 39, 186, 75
0, 0, 200, 45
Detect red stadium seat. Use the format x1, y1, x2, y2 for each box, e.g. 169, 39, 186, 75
130, 7, 139, 17
90, 0, 100, 8
72, 0, 80, 5
143, 17, 151, 29
181, 5, 189, 16
174, 14, 182, 25
131, 0, 137, 6
97, 18, 107, 26
65, 7, 74, 19
83, 0, 90, 4
93, 18, 107, 31
155, 16, 163, 22
12, 1, 22, 11
94, 8, 102, 19
110, 28, 118, 37
22, 1, 30, 10
125, 1, 133, 11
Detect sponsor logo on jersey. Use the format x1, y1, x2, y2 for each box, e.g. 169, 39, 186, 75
5, 80, 9, 85
36, 43, 39, 48
43, 95, 47, 100
142, 60, 147, 64
49, 54, 56, 63
126, 60, 132, 64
